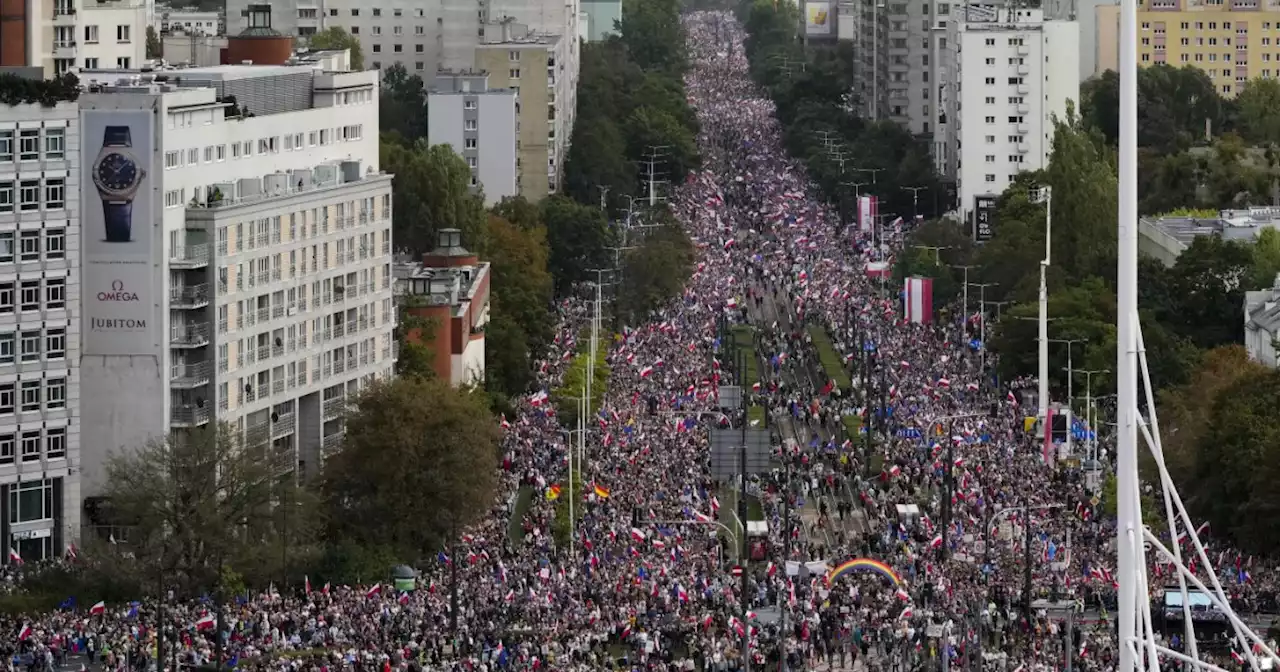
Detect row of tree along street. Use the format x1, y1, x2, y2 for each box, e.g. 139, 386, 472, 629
12, 0, 703, 612
891, 75, 1280, 557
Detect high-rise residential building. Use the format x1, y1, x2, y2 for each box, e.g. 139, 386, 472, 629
0, 75, 82, 562
1, 0, 150, 75
474, 21, 573, 201
427, 71, 519, 206
1095, 0, 1280, 95
943, 6, 1079, 221
76, 64, 397, 515
881, 0, 952, 134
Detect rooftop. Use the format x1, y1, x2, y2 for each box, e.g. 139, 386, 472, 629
1143, 207, 1280, 248
185, 160, 391, 218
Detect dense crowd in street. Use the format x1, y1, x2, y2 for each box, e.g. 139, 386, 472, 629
3, 10, 1280, 672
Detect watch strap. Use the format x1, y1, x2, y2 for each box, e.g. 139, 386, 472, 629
103, 126, 132, 148
103, 202, 134, 243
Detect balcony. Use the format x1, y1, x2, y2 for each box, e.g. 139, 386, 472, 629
321, 432, 344, 455
256, 307, 270, 323
171, 322, 211, 348
54, 9, 77, 23
346, 357, 357, 372
171, 361, 212, 388
170, 244, 210, 269
245, 422, 270, 446
170, 284, 210, 309
322, 396, 345, 420
53, 41, 76, 56
271, 413, 296, 438
171, 404, 212, 427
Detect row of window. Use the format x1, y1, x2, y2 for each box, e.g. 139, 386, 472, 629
0, 229, 66, 265
0, 376, 68, 416
8, 478, 61, 524
215, 202, 391, 253
0, 179, 66, 214
0, 329, 67, 365
0, 128, 66, 164
0, 278, 68, 314
161, 125, 367, 174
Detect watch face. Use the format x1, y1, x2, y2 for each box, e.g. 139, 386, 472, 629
96, 152, 139, 192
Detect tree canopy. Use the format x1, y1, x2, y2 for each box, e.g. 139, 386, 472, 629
381, 136, 488, 255
306, 27, 364, 71
320, 377, 501, 559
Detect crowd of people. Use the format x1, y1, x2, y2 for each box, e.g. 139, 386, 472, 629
2, 10, 1279, 672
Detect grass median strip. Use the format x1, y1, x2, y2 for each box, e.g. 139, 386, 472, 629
507, 485, 533, 544
807, 325, 852, 390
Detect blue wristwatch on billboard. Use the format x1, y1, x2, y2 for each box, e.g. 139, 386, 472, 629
91, 125, 146, 243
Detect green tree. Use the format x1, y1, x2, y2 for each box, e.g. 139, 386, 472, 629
1165, 234, 1254, 349
321, 377, 501, 558
485, 312, 534, 397
306, 27, 364, 70
1079, 65, 1229, 150
381, 138, 488, 255
146, 26, 162, 59
486, 213, 554, 357
541, 195, 614, 292
1234, 78, 1280, 145
617, 219, 696, 325
1043, 111, 1119, 281
395, 303, 437, 379
619, 0, 687, 76
102, 425, 298, 594
1193, 368, 1280, 553
625, 106, 701, 183
492, 195, 544, 231
564, 116, 636, 209
380, 64, 427, 142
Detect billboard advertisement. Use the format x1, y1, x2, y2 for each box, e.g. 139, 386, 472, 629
973, 194, 997, 242
857, 194, 877, 233
806, 1, 833, 36
82, 110, 156, 356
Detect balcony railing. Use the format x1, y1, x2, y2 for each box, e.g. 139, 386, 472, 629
170, 244, 210, 269
170, 284, 210, 308
170, 322, 211, 347
321, 432, 344, 455
171, 404, 212, 427
272, 413, 296, 438
170, 361, 213, 387
322, 397, 345, 420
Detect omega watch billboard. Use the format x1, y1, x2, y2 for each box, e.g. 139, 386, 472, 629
81, 110, 156, 356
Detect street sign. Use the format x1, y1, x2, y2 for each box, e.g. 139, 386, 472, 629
1090, 496, 1100, 508
709, 427, 773, 480
719, 385, 743, 411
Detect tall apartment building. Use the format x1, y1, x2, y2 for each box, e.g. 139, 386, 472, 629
882, 0, 953, 134
76, 65, 397, 513
944, 6, 1079, 220
1096, 0, 1280, 95
1, 0, 149, 75
427, 72, 519, 206
0, 78, 82, 562
474, 22, 573, 200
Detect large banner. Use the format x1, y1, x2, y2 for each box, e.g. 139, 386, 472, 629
904, 276, 933, 324
806, 1, 833, 36
82, 110, 156, 356
858, 194, 877, 233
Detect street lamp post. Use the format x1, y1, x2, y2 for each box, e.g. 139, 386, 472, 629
902, 186, 927, 221
1029, 186, 1053, 421
1049, 338, 1087, 454
931, 412, 986, 563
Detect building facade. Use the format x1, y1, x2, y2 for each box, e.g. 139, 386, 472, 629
427, 72, 518, 206
1096, 0, 1280, 94
76, 65, 396, 513
947, 6, 1079, 220
1, 0, 150, 75
474, 23, 573, 200
394, 229, 489, 386
156, 8, 221, 36
581, 0, 621, 42
0, 86, 82, 562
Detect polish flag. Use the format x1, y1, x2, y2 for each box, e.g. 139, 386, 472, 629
899, 606, 913, 620
630, 528, 647, 543
723, 239, 736, 250
693, 510, 712, 523
504, 589, 515, 602
529, 390, 548, 406
500, 415, 511, 429
89, 601, 106, 616
937, 378, 951, 388
365, 584, 382, 598
710, 497, 720, 513
195, 614, 216, 630
766, 562, 777, 577
888, 465, 901, 477
639, 366, 654, 378
7, 548, 21, 566
16, 624, 31, 641
930, 535, 944, 550
895, 588, 910, 602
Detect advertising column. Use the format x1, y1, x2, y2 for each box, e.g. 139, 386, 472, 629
81, 111, 156, 355
858, 195, 877, 234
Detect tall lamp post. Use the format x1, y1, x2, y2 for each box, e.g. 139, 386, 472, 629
1029, 186, 1053, 421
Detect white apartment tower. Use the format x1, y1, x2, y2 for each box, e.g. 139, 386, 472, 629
427, 72, 519, 206
77, 65, 397, 510
943, 6, 1079, 221
0, 79, 82, 562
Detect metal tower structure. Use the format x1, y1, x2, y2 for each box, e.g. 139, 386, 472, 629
1117, 0, 1277, 666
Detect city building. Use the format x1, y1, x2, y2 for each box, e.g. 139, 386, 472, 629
1140, 207, 1280, 265
474, 21, 573, 200
1095, 0, 1280, 95
427, 71, 518, 206
944, 6, 1079, 221
158, 34, 227, 67
156, 8, 221, 36
1245, 273, 1280, 367
76, 64, 396, 522
393, 229, 489, 385
581, 0, 622, 42
0, 75, 83, 562
1, 0, 150, 75
884, 0, 949, 134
